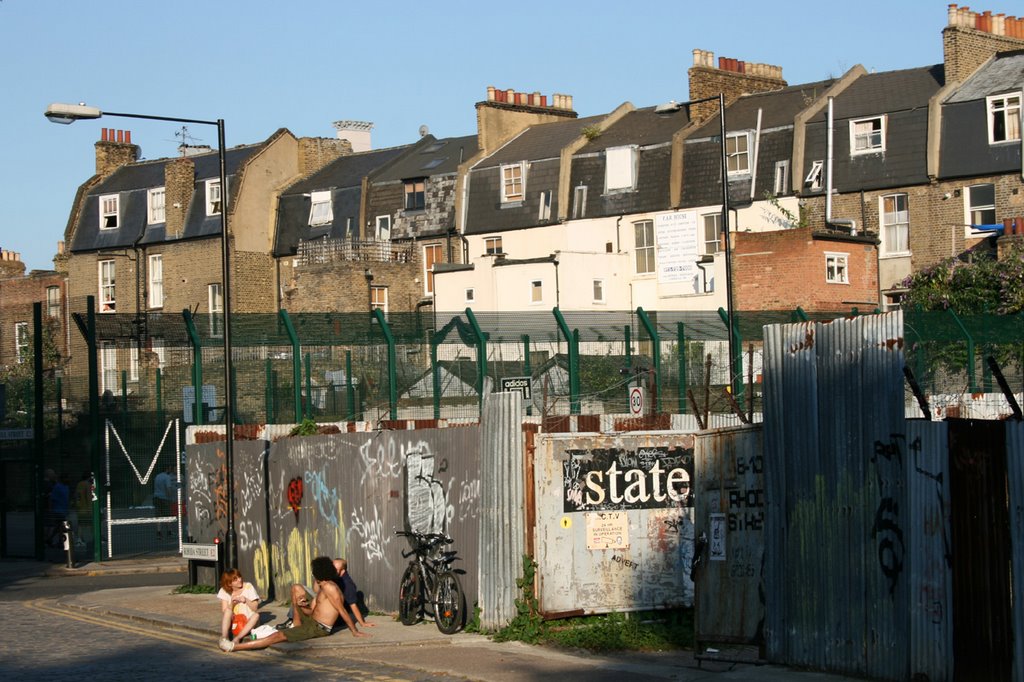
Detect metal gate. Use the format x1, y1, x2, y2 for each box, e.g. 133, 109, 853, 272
103, 418, 184, 558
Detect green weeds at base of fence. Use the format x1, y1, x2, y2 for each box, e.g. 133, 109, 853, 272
492, 554, 694, 652
173, 584, 216, 594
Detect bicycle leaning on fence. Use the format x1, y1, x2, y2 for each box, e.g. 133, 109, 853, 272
396, 530, 466, 634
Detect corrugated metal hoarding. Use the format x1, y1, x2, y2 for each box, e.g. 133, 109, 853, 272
1008, 420, 1024, 682
534, 432, 695, 615
692, 425, 764, 648
188, 427, 481, 614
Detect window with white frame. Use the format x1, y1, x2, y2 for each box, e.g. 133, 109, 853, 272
805, 160, 824, 191
148, 254, 164, 309
98, 260, 116, 312
100, 341, 117, 394
530, 280, 543, 304
208, 283, 223, 337
966, 183, 996, 231
592, 279, 605, 304
150, 337, 166, 370
988, 93, 1021, 144
605, 145, 637, 192
825, 252, 849, 284
46, 286, 61, 320
880, 194, 909, 255
538, 190, 552, 221
375, 215, 391, 241
573, 185, 587, 219
148, 187, 165, 224
14, 322, 29, 364
773, 160, 789, 195
465, 288, 475, 303
370, 286, 388, 315
100, 194, 119, 229
484, 237, 503, 255
726, 133, 750, 174
500, 163, 525, 203
308, 191, 333, 226
130, 346, 139, 382
205, 179, 222, 215
404, 179, 426, 210
423, 244, 442, 295
634, 220, 655, 274
702, 213, 722, 254
850, 116, 886, 154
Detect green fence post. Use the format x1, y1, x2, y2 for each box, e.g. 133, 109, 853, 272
264, 359, 273, 423
678, 322, 687, 414
278, 310, 303, 423
85, 297, 102, 561
717, 307, 744, 403
120, 370, 128, 416
464, 308, 488, 416
431, 333, 441, 420
946, 308, 976, 393
156, 368, 164, 426
182, 309, 203, 425
792, 306, 809, 322
345, 351, 356, 421
522, 334, 532, 416
304, 353, 312, 421
371, 308, 398, 420
552, 307, 580, 415
635, 307, 661, 414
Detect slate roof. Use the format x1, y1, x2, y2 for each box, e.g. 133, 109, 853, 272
274, 144, 413, 256
475, 114, 607, 168
946, 50, 1024, 102
70, 145, 260, 254
577, 105, 691, 152
692, 79, 835, 137
373, 134, 478, 181
808, 65, 944, 120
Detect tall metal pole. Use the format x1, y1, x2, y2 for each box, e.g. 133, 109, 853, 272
718, 94, 737, 393
216, 119, 237, 569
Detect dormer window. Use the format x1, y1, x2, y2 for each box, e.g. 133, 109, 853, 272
205, 179, 222, 216
805, 160, 824, 191
988, 94, 1021, 144
100, 194, 119, 229
308, 191, 333, 226
500, 163, 525, 203
147, 187, 165, 224
404, 178, 426, 211
605, 145, 637, 192
726, 133, 750, 175
850, 116, 885, 155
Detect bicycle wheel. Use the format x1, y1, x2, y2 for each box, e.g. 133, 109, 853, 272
398, 564, 423, 625
433, 570, 465, 634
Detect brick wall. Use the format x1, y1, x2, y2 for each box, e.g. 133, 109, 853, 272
283, 256, 427, 314
943, 12, 1024, 83
297, 137, 352, 177
688, 50, 787, 123
164, 157, 195, 239
231, 250, 277, 312
731, 227, 878, 311
0, 271, 67, 367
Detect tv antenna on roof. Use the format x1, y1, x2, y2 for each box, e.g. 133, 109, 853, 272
173, 126, 204, 153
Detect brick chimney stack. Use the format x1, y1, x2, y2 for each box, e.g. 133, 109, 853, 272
944, 4, 1024, 83
475, 85, 578, 155
0, 249, 26, 279
164, 156, 195, 239
688, 50, 787, 123
95, 128, 140, 177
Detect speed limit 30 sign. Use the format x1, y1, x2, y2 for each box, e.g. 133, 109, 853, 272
629, 386, 645, 416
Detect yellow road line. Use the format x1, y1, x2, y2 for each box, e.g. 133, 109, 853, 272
24, 600, 410, 681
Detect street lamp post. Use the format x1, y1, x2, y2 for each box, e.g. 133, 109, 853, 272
45, 102, 238, 568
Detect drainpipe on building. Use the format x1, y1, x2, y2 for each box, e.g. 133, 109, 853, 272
826, 97, 834, 223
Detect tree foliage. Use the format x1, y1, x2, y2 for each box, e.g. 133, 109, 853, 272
902, 242, 1024, 314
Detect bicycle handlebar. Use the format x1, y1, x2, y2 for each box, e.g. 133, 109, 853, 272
396, 530, 453, 558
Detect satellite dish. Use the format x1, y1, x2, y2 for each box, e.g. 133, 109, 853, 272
418, 124, 430, 137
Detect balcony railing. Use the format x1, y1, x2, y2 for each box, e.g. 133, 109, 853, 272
297, 237, 414, 266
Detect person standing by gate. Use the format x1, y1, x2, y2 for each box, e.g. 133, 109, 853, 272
153, 464, 175, 538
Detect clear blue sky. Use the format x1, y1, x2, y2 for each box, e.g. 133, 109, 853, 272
2, 0, 1020, 272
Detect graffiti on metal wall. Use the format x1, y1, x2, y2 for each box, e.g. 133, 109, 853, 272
872, 434, 909, 597
562, 446, 693, 512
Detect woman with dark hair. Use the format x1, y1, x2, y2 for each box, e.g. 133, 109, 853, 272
217, 569, 260, 644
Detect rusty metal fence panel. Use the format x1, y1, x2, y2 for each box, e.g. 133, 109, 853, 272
692, 424, 765, 649
478, 391, 525, 630
762, 311, 908, 680
1008, 420, 1024, 682
533, 433, 695, 616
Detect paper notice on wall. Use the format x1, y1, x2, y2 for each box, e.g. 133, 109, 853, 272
586, 511, 629, 550
655, 211, 699, 287
710, 512, 727, 561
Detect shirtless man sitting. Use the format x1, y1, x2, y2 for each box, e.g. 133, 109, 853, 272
220, 556, 370, 652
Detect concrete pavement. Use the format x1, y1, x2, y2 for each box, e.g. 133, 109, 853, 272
3, 556, 868, 681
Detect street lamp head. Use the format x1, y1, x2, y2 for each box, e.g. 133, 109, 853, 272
45, 102, 103, 125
